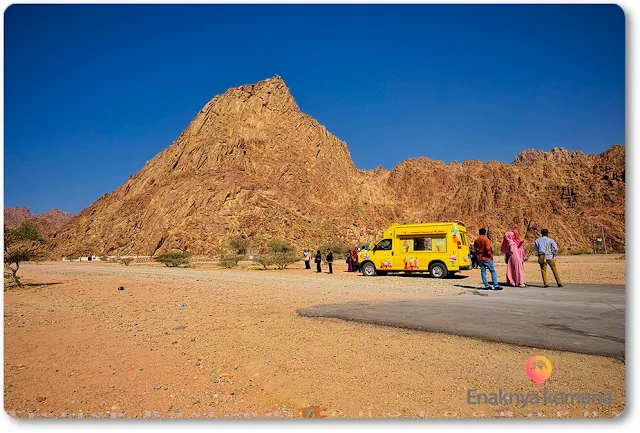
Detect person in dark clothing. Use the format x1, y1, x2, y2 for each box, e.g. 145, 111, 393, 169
314, 250, 322, 273
326, 249, 334, 274
469, 244, 479, 269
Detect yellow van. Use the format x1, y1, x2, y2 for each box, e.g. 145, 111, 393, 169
358, 222, 471, 278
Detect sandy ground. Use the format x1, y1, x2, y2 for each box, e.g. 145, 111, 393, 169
4, 254, 625, 418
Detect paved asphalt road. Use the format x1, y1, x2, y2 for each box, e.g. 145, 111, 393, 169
297, 284, 625, 359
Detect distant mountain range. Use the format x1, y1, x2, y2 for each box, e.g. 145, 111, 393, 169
4, 207, 74, 236
8, 76, 624, 257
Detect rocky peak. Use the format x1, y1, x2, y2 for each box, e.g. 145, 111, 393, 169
4, 207, 74, 235
512, 147, 587, 165
4, 207, 34, 228
45, 74, 625, 257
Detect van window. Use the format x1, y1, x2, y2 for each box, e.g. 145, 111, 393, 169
413, 236, 446, 252
413, 238, 432, 251
375, 239, 392, 250
433, 236, 447, 252
461, 232, 468, 246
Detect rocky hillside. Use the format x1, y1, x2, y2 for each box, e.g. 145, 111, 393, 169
4, 207, 74, 236
47, 76, 625, 257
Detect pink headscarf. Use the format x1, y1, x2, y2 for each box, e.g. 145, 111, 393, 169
501, 231, 514, 255
512, 229, 524, 247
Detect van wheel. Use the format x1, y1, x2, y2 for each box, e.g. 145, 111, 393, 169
429, 262, 448, 279
362, 262, 376, 276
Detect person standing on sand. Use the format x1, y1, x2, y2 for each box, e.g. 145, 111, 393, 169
302, 249, 311, 269
469, 243, 479, 269
326, 249, 334, 274
534, 229, 563, 288
502, 231, 526, 287
314, 250, 322, 273
473, 228, 502, 290
351, 246, 359, 272
512, 229, 526, 261
346, 251, 353, 272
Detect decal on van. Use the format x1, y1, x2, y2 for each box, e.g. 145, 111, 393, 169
451, 225, 460, 244
449, 254, 458, 267
380, 260, 393, 269
402, 239, 410, 253
403, 256, 419, 270
435, 238, 446, 252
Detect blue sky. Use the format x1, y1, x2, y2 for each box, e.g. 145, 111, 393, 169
3, 4, 625, 214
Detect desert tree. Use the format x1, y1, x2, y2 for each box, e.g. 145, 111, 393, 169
266, 240, 298, 269
228, 236, 250, 255
4, 223, 45, 287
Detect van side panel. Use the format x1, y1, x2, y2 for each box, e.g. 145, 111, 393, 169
359, 222, 472, 274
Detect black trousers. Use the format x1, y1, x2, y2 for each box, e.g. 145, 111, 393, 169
305, 260, 311, 269
316, 262, 321, 272
328, 262, 333, 273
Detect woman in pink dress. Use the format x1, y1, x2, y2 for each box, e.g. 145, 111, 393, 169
503, 231, 526, 287
511, 229, 526, 261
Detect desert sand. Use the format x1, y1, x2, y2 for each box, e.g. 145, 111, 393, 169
4, 254, 625, 418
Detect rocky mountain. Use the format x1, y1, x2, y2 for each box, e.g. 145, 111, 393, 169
48, 76, 625, 257
4, 207, 74, 236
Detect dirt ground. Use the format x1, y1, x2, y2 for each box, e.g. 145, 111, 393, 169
4, 254, 625, 418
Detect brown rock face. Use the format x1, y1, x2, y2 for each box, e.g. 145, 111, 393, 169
4, 207, 34, 228
48, 76, 625, 257
4, 207, 74, 236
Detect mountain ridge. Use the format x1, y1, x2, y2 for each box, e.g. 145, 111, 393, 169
44, 76, 625, 257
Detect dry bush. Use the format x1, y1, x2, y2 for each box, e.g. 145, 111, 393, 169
218, 255, 242, 268
154, 252, 190, 267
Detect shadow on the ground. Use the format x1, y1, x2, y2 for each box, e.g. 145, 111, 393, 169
25, 282, 63, 287
455, 284, 486, 290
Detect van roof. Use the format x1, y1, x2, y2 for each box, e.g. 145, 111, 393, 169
390, 221, 466, 228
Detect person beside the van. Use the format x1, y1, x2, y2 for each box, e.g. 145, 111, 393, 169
473, 228, 503, 290
314, 249, 322, 273
503, 231, 526, 287
351, 246, 359, 271
469, 243, 479, 269
534, 229, 563, 288
512, 229, 526, 260
346, 251, 353, 272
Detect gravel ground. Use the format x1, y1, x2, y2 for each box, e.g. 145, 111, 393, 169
4, 255, 625, 418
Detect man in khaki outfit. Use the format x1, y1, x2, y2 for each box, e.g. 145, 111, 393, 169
534, 229, 563, 288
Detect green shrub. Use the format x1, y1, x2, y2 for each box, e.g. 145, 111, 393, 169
4, 224, 45, 287
4, 223, 44, 244
254, 254, 274, 269
218, 254, 242, 268
228, 236, 250, 255
254, 241, 299, 270
272, 253, 299, 270
154, 252, 190, 267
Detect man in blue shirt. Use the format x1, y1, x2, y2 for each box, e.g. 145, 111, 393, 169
534, 229, 563, 288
